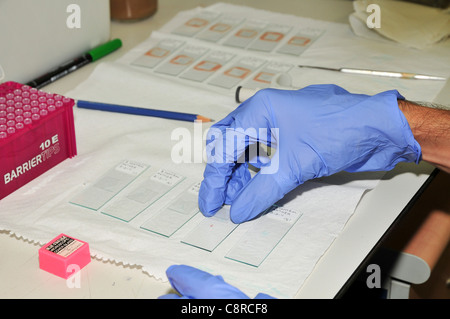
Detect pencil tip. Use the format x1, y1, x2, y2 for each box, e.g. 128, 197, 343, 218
196, 115, 213, 123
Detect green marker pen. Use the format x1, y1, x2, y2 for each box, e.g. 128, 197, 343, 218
26, 38, 122, 89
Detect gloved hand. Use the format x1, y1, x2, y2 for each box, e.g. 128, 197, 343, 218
159, 264, 274, 299
199, 84, 421, 223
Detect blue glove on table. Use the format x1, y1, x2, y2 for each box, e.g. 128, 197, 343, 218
199, 84, 421, 223
159, 265, 274, 299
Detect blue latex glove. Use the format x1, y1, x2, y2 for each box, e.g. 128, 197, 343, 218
199, 84, 421, 223
159, 265, 274, 299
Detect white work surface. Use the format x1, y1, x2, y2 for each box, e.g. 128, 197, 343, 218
1, 0, 449, 299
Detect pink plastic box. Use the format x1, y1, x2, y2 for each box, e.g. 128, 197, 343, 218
0, 81, 77, 200
39, 234, 91, 279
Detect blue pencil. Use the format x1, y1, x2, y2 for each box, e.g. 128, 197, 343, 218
76, 100, 213, 122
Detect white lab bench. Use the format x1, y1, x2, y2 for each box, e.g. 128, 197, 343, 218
1, 0, 449, 299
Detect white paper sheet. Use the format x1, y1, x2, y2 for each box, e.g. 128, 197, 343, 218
1, 3, 449, 298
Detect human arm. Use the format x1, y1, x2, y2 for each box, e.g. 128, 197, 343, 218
163, 87, 450, 300
199, 84, 421, 223
398, 100, 450, 173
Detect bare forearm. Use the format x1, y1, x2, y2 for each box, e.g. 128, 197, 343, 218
398, 100, 450, 172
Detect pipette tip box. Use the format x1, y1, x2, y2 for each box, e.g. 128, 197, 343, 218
39, 234, 91, 279
0, 81, 77, 200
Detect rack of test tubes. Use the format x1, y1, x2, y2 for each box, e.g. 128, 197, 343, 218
0, 81, 77, 200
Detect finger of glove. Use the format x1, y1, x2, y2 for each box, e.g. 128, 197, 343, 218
166, 265, 249, 299
199, 91, 276, 216
224, 163, 251, 205
199, 123, 261, 216
198, 162, 234, 217
230, 169, 299, 224
198, 162, 251, 216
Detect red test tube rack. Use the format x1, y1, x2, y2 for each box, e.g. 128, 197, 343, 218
0, 81, 77, 200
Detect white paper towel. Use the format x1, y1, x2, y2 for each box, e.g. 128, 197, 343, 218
351, 0, 450, 49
